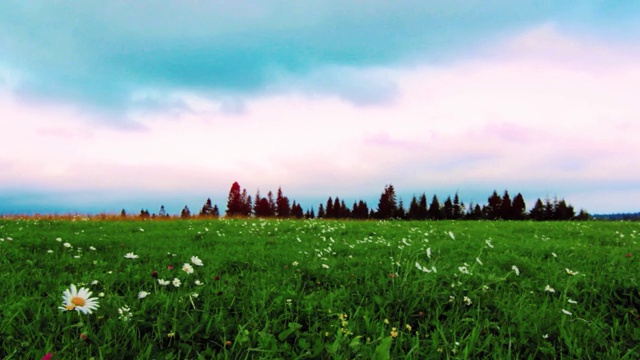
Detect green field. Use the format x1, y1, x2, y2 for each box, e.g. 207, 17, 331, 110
1, 218, 639, 359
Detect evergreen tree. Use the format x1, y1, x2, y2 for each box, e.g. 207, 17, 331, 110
428, 195, 442, 220
397, 198, 406, 220
318, 203, 326, 218
226, 181, 246, 217
453, 192, 464, 220
180, 206, 191, 219
544, 198, 555, 221
511, 193, 527, 220
275, 187, 290, 218
267, 191, 276, 216
376, 184, 398, 219
200, 198, 215, 217
530, 199, 545, 221
443, 196, 454, 220
487, 191, 502, 220
326, 197, 334, 218
333, 197, 341, 218
501, 191, 513, 220
575, 209, 590, 221
418, 193, 428, 220
212, 205, 220, 217
408, 195, 420, 220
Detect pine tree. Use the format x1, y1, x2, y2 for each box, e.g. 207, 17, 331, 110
487, 191, 502, 220
200, 198, 214, 217
428, 195, 441, 220
376, 184, 398, 219
418, 194, 428, 220
408, 195, 420, 220
511, 193, 526, 220
275, 187, 291, 218
443, 196, 454, 220
453, 192, 464, 220
226, 182, 245, 217
180, 206, 191, 219
318, 204, 326, 218
267, 191, 276, 216
325, 197, 334, 218
530, 199, 545, 221
501, 191, 513, 220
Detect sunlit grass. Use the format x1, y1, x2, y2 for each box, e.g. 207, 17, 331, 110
1, 219, 639, 359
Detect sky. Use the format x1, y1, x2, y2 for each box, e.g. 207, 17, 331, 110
1, 1, 640, 216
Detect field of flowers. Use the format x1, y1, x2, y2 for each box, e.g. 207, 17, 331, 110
1, 218, 639, 359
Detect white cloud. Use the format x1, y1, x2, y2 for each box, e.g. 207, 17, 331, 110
1, 25, 639, 212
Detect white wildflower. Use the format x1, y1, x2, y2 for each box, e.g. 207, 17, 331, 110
511, 265, 520, 276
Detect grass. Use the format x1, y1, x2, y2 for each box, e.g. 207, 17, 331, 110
1, 218, 639, 359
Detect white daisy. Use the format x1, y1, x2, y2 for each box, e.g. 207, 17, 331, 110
511, 265, 520, 276
63, 242, 72, 248
158, 279, 170, 286
544, 285, 555, 293
124, 252, 139, 259
190, 256, 204, 266
172, 278, 181, 287
138, 291, 150, 299
182, 263, 194, 274
194, 280, 204, 286
59, 284, 100, 314
322, 264, 330, 269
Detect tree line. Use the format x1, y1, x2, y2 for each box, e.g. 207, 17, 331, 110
126, 181, 590, 221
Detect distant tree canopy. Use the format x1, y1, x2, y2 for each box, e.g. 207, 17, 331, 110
130, 181, 589, 221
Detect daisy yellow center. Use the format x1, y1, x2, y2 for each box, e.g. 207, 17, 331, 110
71, 296, 86, 307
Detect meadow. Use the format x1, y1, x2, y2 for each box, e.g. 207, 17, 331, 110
1, 218, 639, 359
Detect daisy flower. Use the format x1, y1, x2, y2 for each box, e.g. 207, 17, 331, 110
158, 279, 170, 286
544, 285, 555, 293
63, 242, 72, 248
138, 291, 150, 299
511, 265, 520, 276
565, 268, 579, 276
322, 264, 330, 269
194, 280, 204, 286
172, 278, 181, 287
59, 284, 100, 314
191, 256, 204, 266
182, 263, 194, 274
124, 252, 139, 259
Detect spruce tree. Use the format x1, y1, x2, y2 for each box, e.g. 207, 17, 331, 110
428, 195, 441, 220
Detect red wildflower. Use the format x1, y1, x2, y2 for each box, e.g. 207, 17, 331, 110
151, 271, 158, 278
42, 354, 53, 360
214, 275, 220, 281
167, 265, 174, 270
626, 253, 632, 258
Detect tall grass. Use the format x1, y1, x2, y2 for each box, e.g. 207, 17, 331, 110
1, 218, 639, 359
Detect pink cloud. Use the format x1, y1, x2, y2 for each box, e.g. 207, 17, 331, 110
1, 25, 640, 212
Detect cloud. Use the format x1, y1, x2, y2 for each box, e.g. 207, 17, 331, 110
1, 24, 640, 213
0, 1, 589, 120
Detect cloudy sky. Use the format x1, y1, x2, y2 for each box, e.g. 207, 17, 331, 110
1, 1, 639, 215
